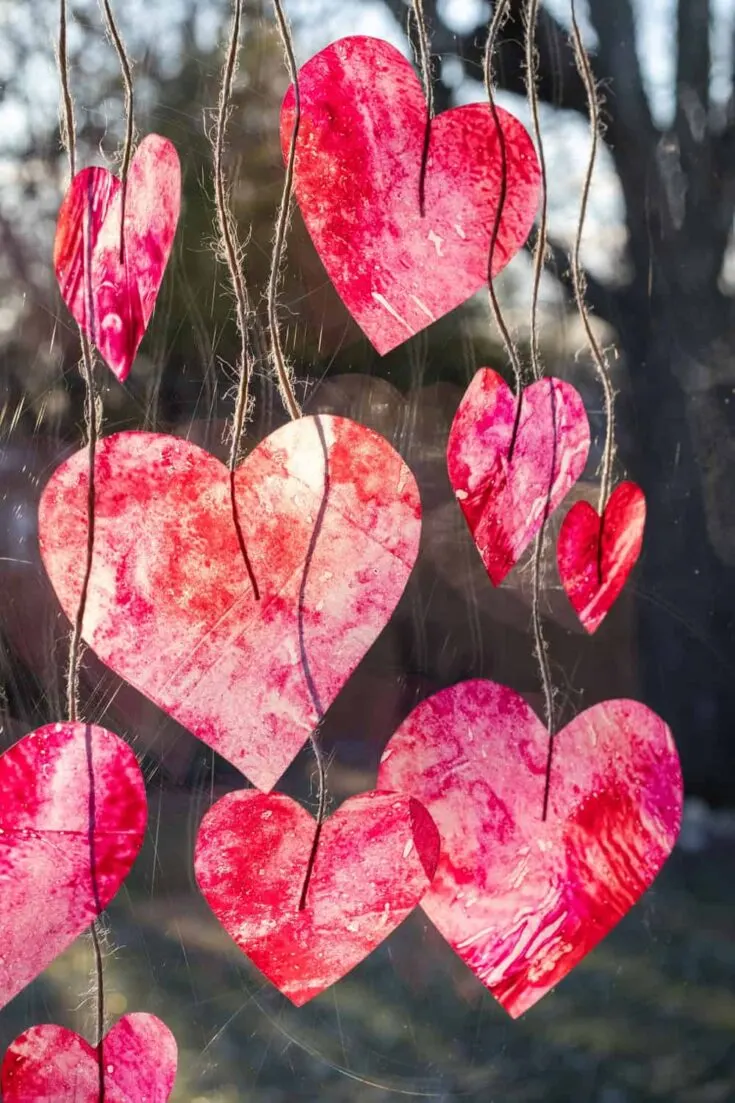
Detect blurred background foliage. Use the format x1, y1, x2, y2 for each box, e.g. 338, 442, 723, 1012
0, 1, 734, 1099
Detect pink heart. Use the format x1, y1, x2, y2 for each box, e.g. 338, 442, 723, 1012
53, 134, 180, 381
1, 1013, 177, 1102
195, 789, 439, 1005
557, 481, 646, 633
0, 723, 146, 1009
378, 680, 682, 1017
281, 36, 540, 355
38, 417, 421, 790
447, 368, 590, 584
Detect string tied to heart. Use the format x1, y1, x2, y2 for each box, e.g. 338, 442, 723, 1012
57, 4, 107, 1096
410, 0, 434, 217
569, 0, 617, 586
213, 0, 261, 600
99, 0, 135, 268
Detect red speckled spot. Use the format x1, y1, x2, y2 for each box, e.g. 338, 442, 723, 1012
195, 790, 440, 1005
281, 37, 540, 355
1, 1013, 177, 1102
0, 724, 146, 1009
53, 134, 180, 381
378, 680, 682, 1017
38, 417, 421, 790
557, 481, 646, 633
447, 368, 590, 585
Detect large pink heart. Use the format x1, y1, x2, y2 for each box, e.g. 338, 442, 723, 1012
378, 680, 682, 1017
0, 723, 146, 1009
38, 417, 421, 790
53, 134, 180, 381
281, 36, 540, 355
195, 789, 439, 1005
447, 368, 590, 584
1, 1013, 177, 1102
557, 481, 646, 633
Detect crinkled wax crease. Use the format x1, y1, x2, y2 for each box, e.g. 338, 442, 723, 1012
378, 680, 683, 1018
281, 36, 541, 354
558, 481, 646, 633
194, 789, 440, 1006
38, 416, 421, 791
0, 723, 147, 1009
1, 1013, 177, 1103
53, 134, 180, 381
447, 368, 591, 585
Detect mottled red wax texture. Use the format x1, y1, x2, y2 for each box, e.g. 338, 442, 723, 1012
53, 134, 180, 381
557, 481, 646, 633
0, 724, 146, 1010
281, 36, 540, 355
447, 368, 590, 585
378, 680, 682, 1018
38, 417, 421, 791
1, 1013, 177, 1102
195, 790, 439, 1005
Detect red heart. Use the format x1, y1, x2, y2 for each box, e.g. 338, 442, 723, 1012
0, 723, 146, 1009
53, 134, 180, 381
1, 1013, 177, 1102
557, 481, 646, 633
281, 36, 540, 355
447, 368, 590, 584
38, 417, 421, 790
194, 789, 439, 1005
378, 680, 682, 1017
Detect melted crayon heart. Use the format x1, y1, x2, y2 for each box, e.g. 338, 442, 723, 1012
378, 680, 682, 1017
54, 134, 180, 381
281, 36, 540, 354
195, 789, 439, 1005
39, 417, 421, 790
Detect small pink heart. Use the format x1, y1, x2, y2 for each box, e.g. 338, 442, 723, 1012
0, 723, 146, 1009
557, 481, 646, 633
39, 417, 421, 790
281, 36, 540, 354
53, 134, 180, 381
378, 680, 682, 1017
195, 789, 440, 1005
1, 1013, 177, 1102
447, 368, 590, 584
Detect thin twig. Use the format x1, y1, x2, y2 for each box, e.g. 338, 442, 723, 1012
569, 0, 616, 514
411, 0, 434, 215
269, 0, 303, 421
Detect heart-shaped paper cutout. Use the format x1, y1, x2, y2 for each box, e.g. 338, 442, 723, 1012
447, 368, 590, 584
378, 680, 682, 1017
557, 481, 646, 633
0, 723, 146, 1009
281, 36, 540, 355
54, 134, 180, 381
1, 1013, 177, 1102
195, 789, 439, 1005
38, 417, 421, 790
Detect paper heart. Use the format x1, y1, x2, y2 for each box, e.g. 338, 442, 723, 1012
1, 1013, 177, 1102
53, 134, 180, 381
39, 417, 421, 790
378, 680, 682, 1017
195, 789, 439, 1005
0, 723, 146, 1009
557, 481, 646, 633
447, 368, 590, 584
281, 36, 540, 355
